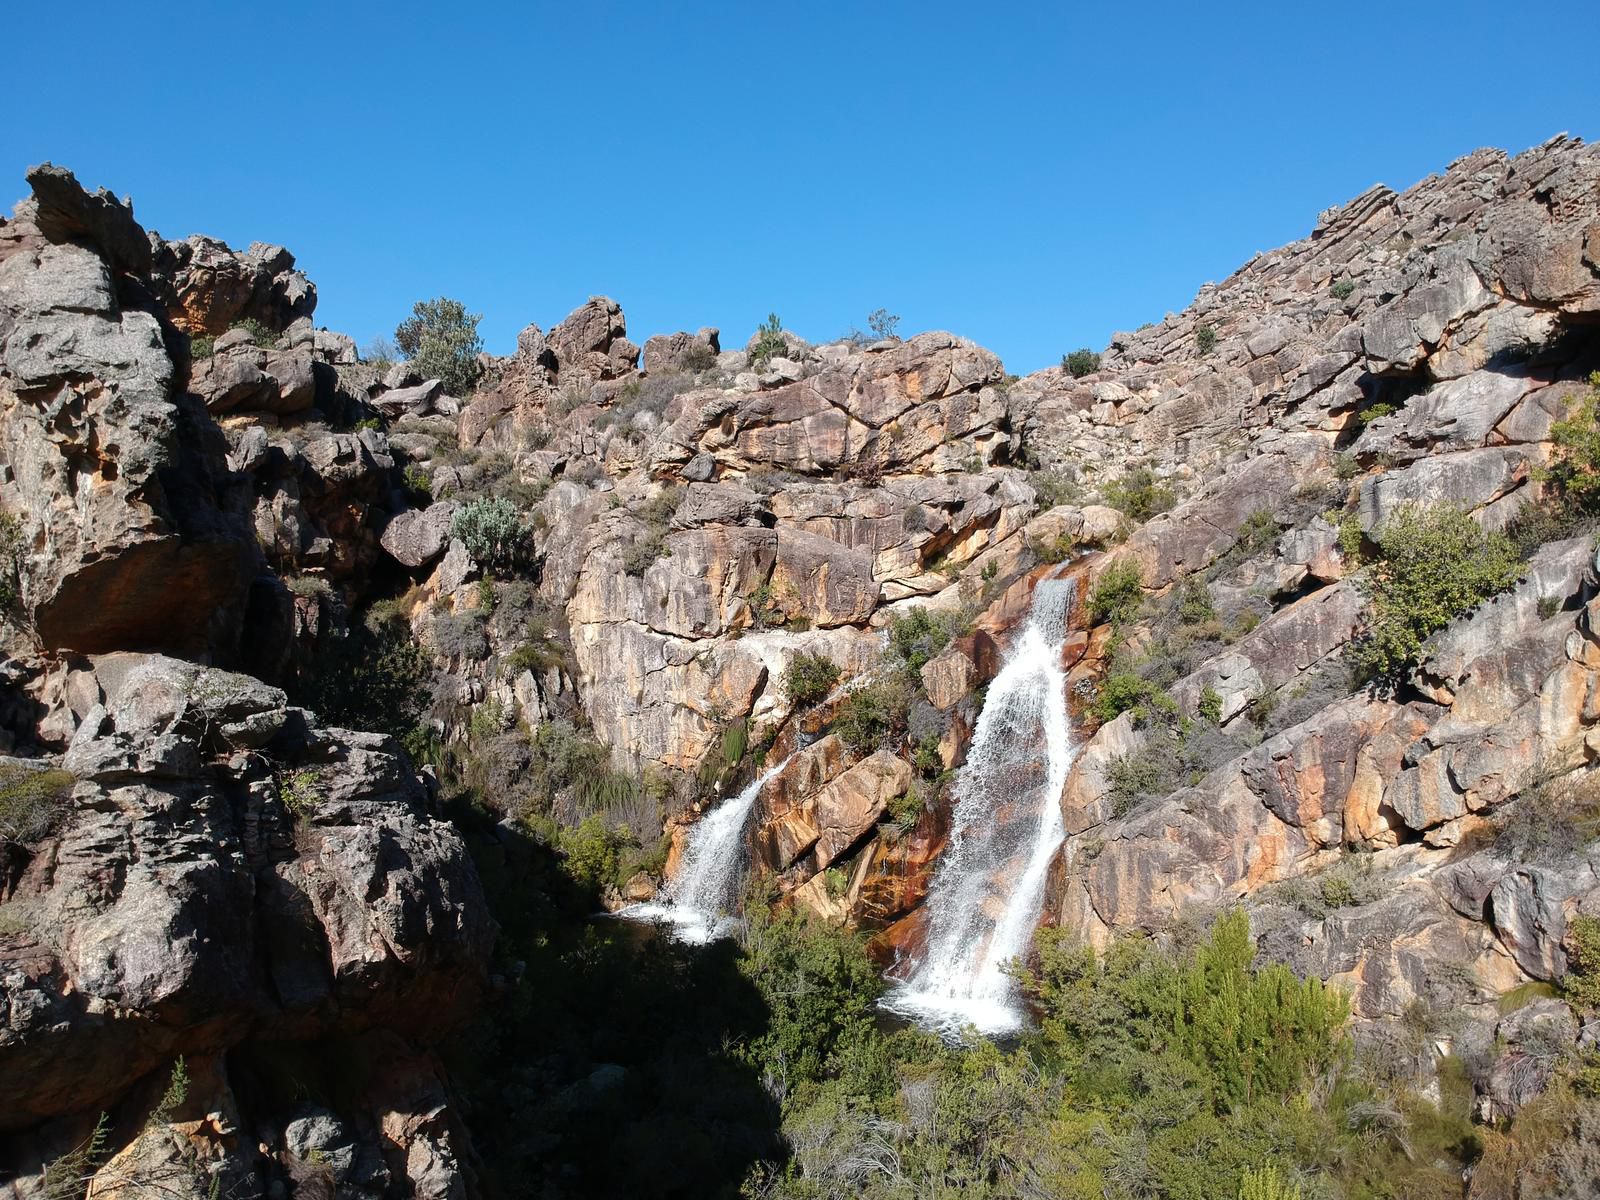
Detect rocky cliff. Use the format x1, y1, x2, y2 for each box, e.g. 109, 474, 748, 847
2, 134, 1599, 1195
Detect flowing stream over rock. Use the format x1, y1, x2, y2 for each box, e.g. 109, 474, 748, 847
882, 577, 1077, 1036
619, 758, 790, 943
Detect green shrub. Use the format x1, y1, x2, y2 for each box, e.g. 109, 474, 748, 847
451, 497, 527, 570
1329, 280, 1356, 301
1237, 507, 1279, 554
1357, 402, 1396, 425
504, 636, 565, 677
1565, 915, 1600, 1012
748, 312, 788, 368
621, 532, 666, 576
1333, 452, 1361, 481
832, 674, 913, 752
1352, 503, 1522, 685
292, 620, 433, 748
1239, 1164, 1304, 1200
1107, 750, 1168, 817
784, 651, 841, 707
1179, 577, 1217, 625
1030, 531, 1076, 564
1196, 324, 1218, 354
1088, 559, 1144, 626
403, 465, 432, 500
1092, 666, 1178, 727
1198, 683, 1224, 725
558, 813, 625, 890
1540, 372, 1600, 510
1102, 466, 1177, 522
884, 783, 925, 836
395, 296, 484, 396
189, 332, 216, 359
233, 317, 275, 347
0, 766, 75, 844
887, 606, 964, 673
1062, 348, 1102, 377
1272, 854, 1384, 918
277, 768, 319, 816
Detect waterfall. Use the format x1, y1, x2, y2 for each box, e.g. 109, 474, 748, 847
618, 758, 789, 944
882, 577, 1076, 1036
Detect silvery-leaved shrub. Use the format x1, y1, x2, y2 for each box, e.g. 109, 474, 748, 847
451, 497, 526, 570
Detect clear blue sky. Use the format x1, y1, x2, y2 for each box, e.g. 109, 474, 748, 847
5, 1, 1597, 374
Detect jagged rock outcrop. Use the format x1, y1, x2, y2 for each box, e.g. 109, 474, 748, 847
0, 653, 490, 1194
0, 165, 260, 659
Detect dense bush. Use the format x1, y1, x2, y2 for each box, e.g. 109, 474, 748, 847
887, 605, 965, 673
395, 296, 484, 396
1236, 507, 1279, 554
1352, 503, 1521, 685
293, 620, 434, 753
451, 497, 527, 570
1101, 465, 1177, 521
1541, 372, 1600, 509
1330, 279, 1357, 300
783, 651, 841, 708
832, 673, 913, 752
1196, 323, 1218, 354
1087, 558, 1144, 625
1565, 915, 1600, 1012
1092, 665, 1178, 726
1062, 347, 1101, 377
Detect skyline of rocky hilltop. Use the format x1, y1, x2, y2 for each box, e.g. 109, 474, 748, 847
1, 135, 1599, 1197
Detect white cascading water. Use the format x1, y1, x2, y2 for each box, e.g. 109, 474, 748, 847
618, 758, 789, 944
882, 577, 1076, 1036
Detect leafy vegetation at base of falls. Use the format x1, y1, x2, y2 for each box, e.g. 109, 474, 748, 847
451, 825, 1526, 1200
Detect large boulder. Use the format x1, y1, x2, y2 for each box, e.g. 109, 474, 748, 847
0, 168, 259, 659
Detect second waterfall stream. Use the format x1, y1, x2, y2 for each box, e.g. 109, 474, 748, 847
882, 575, 1077, 1036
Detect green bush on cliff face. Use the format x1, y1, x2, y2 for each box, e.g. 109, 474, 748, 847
1352, 503, 1521, 686
395, 296, 484, 396
1541, 371, 1600, 510
1062, 347, 1101, 377
1565, 915, 1600, 1012
887, 606, 965, 673
1087, 558, 1145, 626
1101, 465, 1177, 522
832, 674, 913, 752
783, 651, 840, 708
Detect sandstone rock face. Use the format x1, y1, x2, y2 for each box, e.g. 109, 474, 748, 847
0, 656, 489, 1171
149, 232, 315, 336
1033, 137, 1600, 1075
0, 166, 259, 658
3, 135, 1599, 1187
